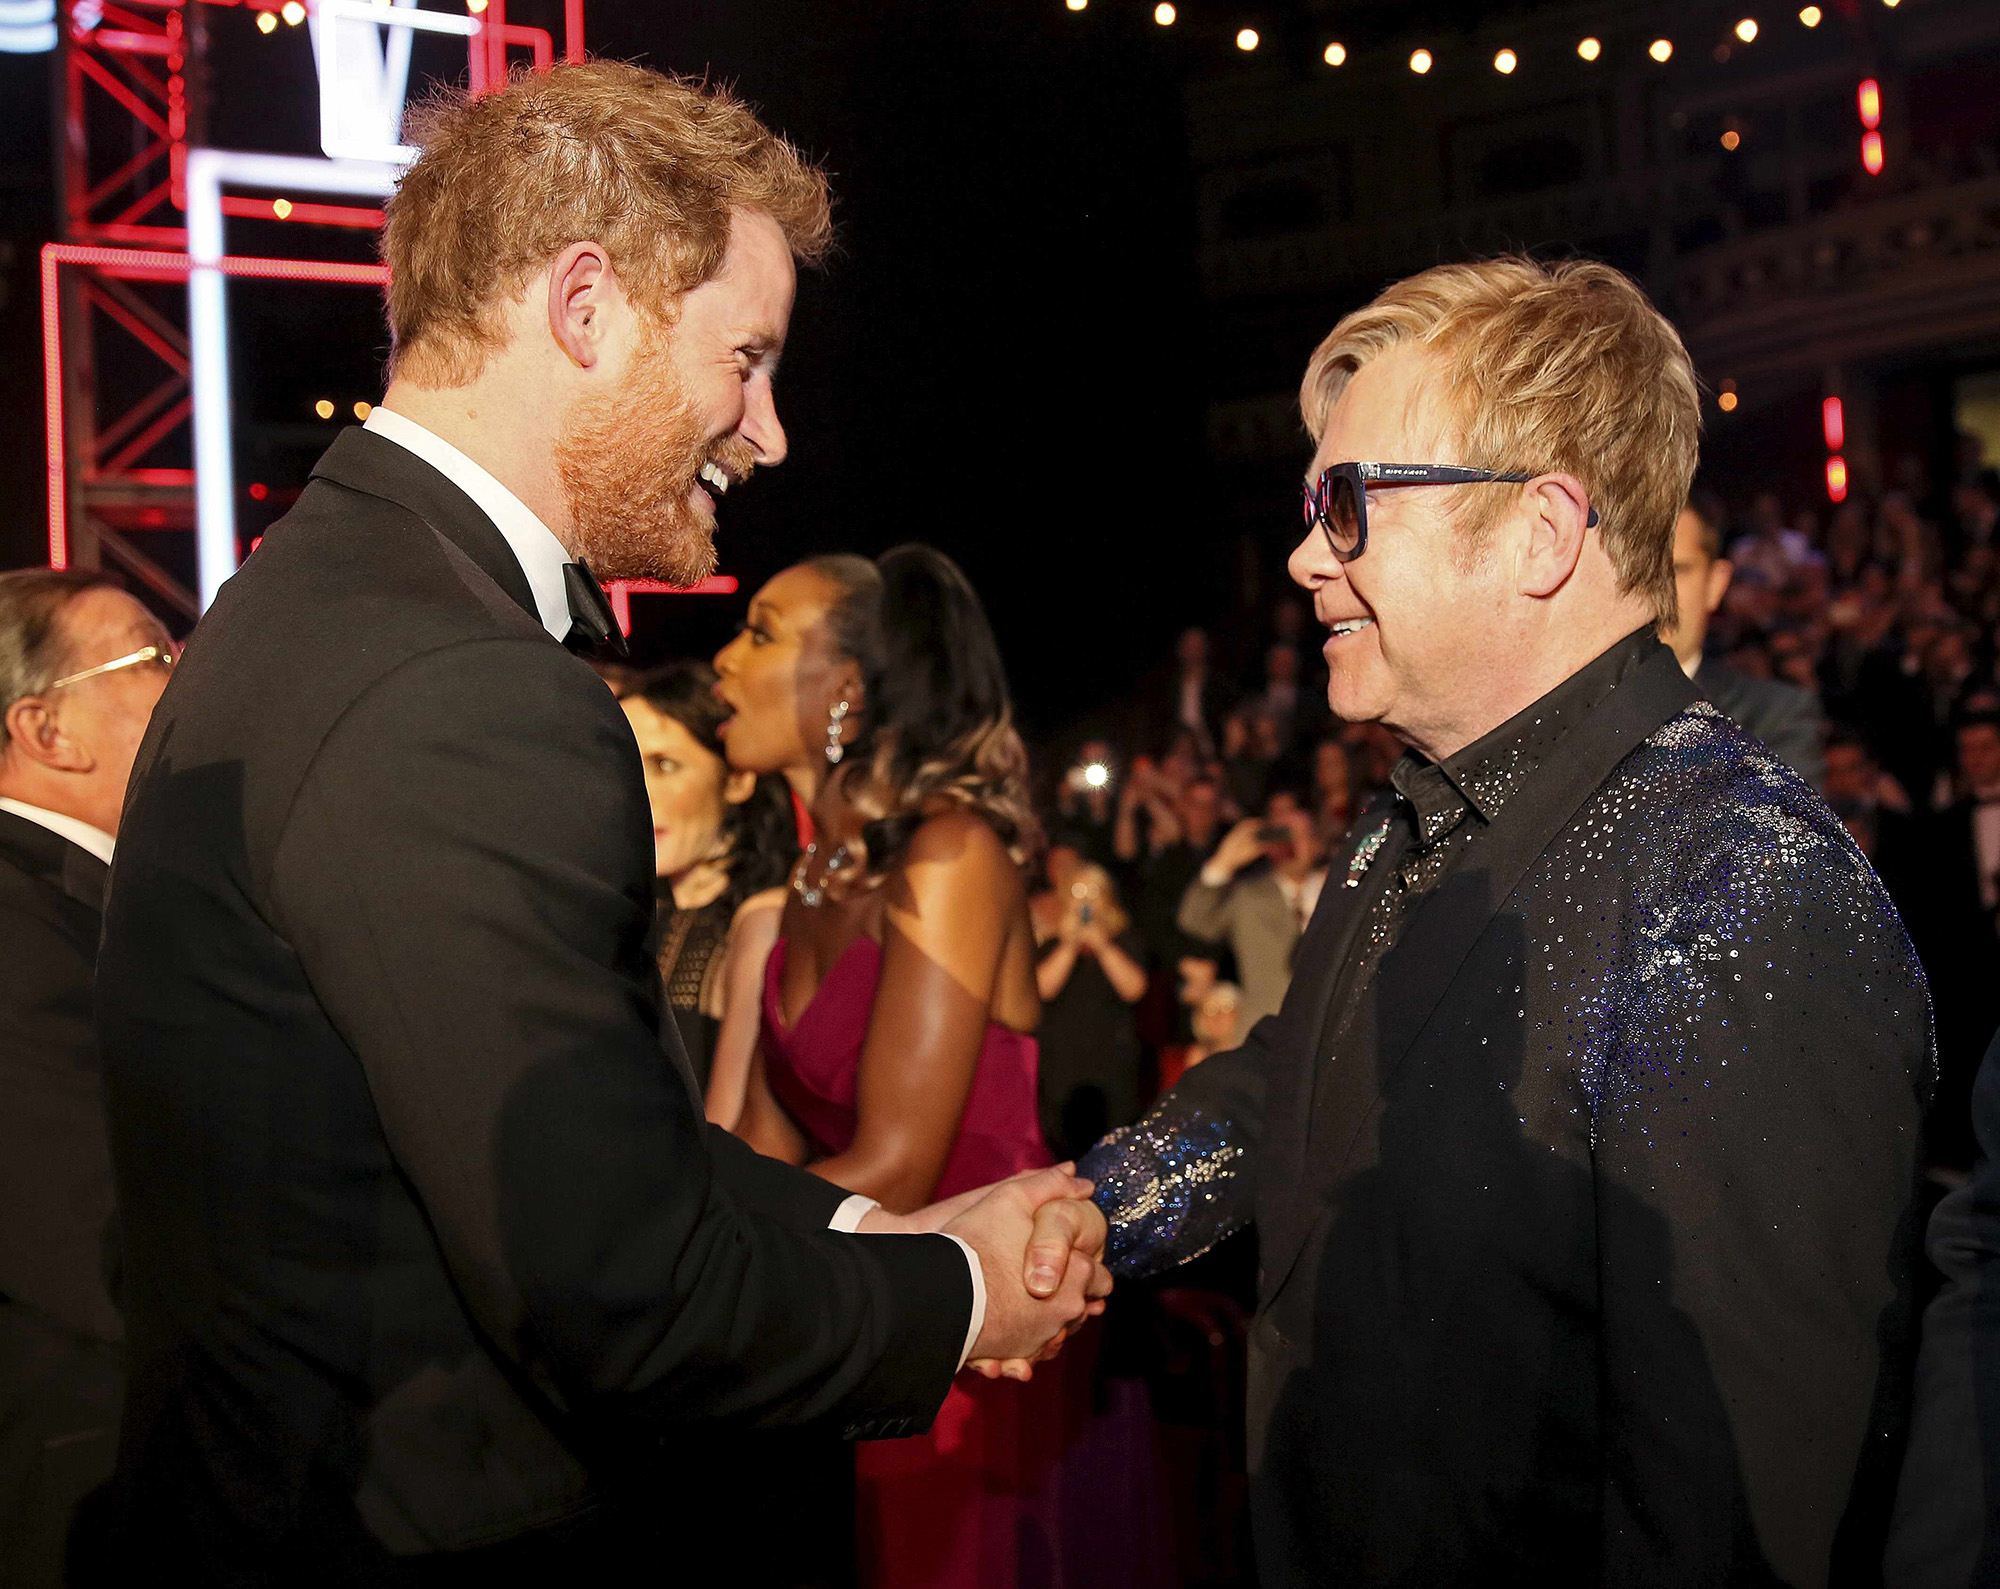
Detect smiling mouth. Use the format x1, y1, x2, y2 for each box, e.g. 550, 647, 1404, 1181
699, 461, 732, 496
1328, 617, 1376, 638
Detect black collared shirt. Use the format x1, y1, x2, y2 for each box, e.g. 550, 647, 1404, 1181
1323, 624, 1659, 1063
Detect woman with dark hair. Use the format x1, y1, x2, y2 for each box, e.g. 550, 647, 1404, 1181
618, 660, 797, 1125
716, 546, 1065, 1589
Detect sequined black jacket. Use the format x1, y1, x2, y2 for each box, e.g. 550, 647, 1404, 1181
1082, 636, 1932, 1589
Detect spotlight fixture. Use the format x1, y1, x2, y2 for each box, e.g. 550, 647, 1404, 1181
1323, 41, 1347, 66
1649, 38, 1673, 62
1577, 36, 1601, 61
1235, 27, 1258, 50
255, 10, 277, 33
1798, 4, 1821, 22
280, 0, 304, 22
313, 399, 335, 419
1494, 48, 1518, 74
1409, 47, 1433, 73
1153, 2, 1175, 23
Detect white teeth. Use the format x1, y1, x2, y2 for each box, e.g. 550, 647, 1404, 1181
699, 462, 729, 494
1331, 618, 1375, 636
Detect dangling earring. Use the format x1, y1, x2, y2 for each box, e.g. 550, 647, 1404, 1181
825, 700, 850, 766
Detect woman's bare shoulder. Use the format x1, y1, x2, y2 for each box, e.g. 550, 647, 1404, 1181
730, 885, 789, 931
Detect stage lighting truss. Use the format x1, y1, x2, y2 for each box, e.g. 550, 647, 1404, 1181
46, 0, 586, 615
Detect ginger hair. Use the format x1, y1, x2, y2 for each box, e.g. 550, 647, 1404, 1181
383, 62, 832, 386
1300, 256, 1701, 627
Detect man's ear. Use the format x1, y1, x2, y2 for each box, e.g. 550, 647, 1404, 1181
547, 240, 617, 370
722, 767, 757, 806
1704, 557, 1735, 618
3, 696, 92, 775
1515, 473, 1595, 599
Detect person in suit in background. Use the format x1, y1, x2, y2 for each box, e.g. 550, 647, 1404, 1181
1175, 788, 1326, 1045
1082, 257, 1928, 1587
1665, 490, 1828, 790
1897, 713, 2000, 1172
0, 569, 172, 1588
95, 64, 1104, 1581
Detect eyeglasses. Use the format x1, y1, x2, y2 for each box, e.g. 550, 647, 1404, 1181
46, 644, 175, 692
1302, 461, 1598, 563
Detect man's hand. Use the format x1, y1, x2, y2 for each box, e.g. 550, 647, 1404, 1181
1206, 817, 1268, 881
858, 1165, 1112, 1379
950, 1169, 1109, 1375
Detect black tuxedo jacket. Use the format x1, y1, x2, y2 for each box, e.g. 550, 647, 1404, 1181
0, 809, 118, 1344
1086, 645, 1930, 1586
97, 429, 970, 1577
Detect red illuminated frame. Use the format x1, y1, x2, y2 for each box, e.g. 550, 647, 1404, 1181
42, 241, 390, 570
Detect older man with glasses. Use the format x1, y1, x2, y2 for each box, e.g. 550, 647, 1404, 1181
1079, 257, 1931, 1587
0, 569, 172, 1589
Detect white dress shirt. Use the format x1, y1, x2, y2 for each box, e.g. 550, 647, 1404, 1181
362, 408, 990, 1365
0, 797, 115, 865
363, 406, 575, 643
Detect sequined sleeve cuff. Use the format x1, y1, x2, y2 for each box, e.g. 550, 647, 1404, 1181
1077, 1104, 1253, 1281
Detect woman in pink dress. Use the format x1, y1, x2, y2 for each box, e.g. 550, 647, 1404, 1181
717, 545, 1075, 1588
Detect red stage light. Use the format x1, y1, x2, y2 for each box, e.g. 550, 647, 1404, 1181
1861, 130, 1884, 175
1826, 455, 1849, 503
1857, 78, 1881, 130
1822, 395, 1845, 452
248, 482, 268, 501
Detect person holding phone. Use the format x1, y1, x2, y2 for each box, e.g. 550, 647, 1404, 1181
1175, 787, 1326, 1044
1031, 847, 1148, 1160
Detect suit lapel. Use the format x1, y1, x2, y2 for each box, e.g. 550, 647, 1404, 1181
308, 428, 542, 626
1260, 647, 1700, 1299
1255, 803, 1411, 1284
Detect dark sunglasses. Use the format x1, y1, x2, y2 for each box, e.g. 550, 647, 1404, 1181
1302, 462, 1599, 563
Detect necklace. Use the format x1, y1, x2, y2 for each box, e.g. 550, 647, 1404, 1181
790, 840, 852, 908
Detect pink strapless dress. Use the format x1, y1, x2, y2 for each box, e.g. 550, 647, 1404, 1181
763, 936, 1082, 1589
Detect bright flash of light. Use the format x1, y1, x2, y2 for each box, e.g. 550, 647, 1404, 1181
313, 399, 335, 420
1735, 18, 1758, 42
280, 0, 305, 23
1154, 3, 1175, 23
1235, 27, 1258, 50
1719, 391, 1740, 412
1721, 129, 1741, 150
1577, 36, 1601, 61
271, 197, 293, 218
1798, 5, 1821, 22
256, 10, 277, 33
1409, 47, 1433, 73
1083, 764, 1110, 789
1649, 38, 1673, 62
1323, 41, 1346, 66
1494, 48, 1518, 74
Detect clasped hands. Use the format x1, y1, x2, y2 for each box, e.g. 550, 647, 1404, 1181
859, 1164, 1111, 1380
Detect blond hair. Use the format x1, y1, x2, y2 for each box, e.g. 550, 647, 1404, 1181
1300, 257, 1700, 626
383, 63, 832, 385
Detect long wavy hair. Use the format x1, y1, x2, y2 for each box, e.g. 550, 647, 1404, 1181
808, 545, 1040, 888
625, 659, 799, 914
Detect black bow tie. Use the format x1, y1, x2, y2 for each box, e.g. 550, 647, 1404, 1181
562, 560, 629, 659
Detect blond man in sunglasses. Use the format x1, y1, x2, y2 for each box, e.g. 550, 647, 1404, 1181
0, 568, 172, 1587
1079, 257, 1930, 1588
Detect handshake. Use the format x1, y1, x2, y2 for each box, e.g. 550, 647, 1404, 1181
858, 1164, 1112, 1378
